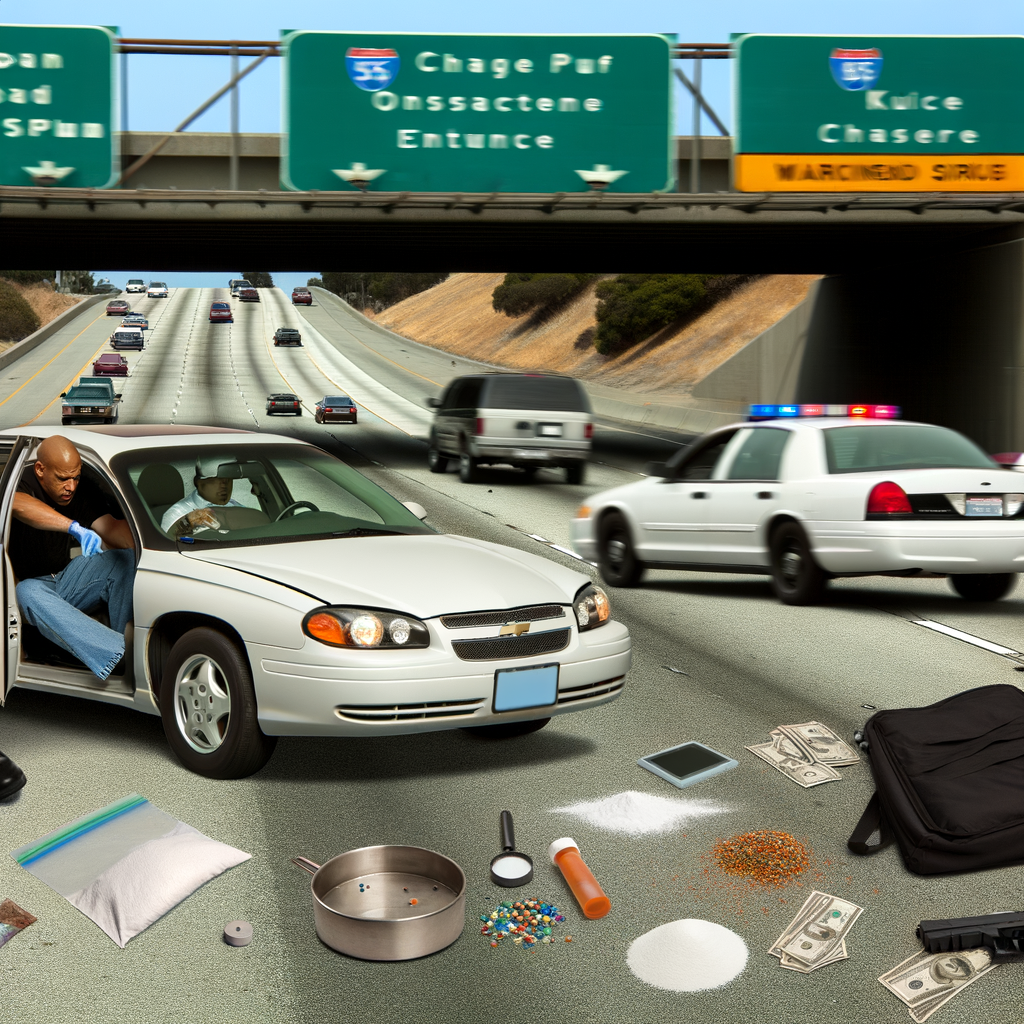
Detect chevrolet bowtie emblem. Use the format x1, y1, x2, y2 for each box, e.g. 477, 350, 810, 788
500, 622, 531, 637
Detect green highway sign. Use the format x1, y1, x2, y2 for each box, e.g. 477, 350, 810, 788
282, 32, 673, 193
0, 24, 116, 188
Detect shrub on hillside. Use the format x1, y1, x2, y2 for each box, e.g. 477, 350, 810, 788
492, 273, 598, 318
593, 274, 722, 354
242, 271, 274, 288
0, 270, 54, 286
0, 278, 41, 342
319, 272, 448, 311
306, 277, 323, 288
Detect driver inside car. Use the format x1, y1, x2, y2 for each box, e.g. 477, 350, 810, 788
161, 458, 246, 537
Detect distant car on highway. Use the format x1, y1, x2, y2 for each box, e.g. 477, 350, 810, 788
266, 393, 302, 416
109, 327, 144, 350
273, 327, 301, 346
106, 299, 130, 316
572, 405, 1024, 605
315, 396, 357, 424
426, 373, 593, 484
93, 278, 119, 294
147, 281, 168, 298
292, 288, 313, 305
93, 353, 129, 376
238, 287, 260, 302
125, 278, 146, 294
229, 278, 252, 297
0, 426, 631, 778
210, 302, 233, 323
121, 313, 148, 330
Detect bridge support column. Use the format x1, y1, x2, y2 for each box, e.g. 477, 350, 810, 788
796, 237, 1024, 453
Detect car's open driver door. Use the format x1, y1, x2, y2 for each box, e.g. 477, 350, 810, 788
0, 438, 29, 705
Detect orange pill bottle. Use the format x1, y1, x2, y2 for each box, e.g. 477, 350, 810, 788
548, 838, 610, 919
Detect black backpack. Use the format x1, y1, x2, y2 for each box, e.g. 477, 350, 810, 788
848, 684, 1024, 876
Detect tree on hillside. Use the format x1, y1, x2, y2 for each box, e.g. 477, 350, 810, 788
242, 271, 274, 288
0, 278, 41, 342
319, 272, 448, 311
491, 273, 598, 318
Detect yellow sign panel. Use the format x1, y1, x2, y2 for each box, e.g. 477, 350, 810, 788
734, 154, 1024, 192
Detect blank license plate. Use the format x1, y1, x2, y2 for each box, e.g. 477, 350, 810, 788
538, 423, 562, 437
966, 497, 1003, 517
493, 663, 558, 713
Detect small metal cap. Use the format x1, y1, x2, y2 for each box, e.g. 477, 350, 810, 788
224, 920, 253, 947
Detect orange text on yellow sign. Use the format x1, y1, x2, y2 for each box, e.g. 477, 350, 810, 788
734, 154, 1024, 192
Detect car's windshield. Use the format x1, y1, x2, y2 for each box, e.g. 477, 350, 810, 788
823, 425, 998, 473
112, 443, 434, 549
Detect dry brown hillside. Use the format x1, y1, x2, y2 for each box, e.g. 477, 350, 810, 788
376, 273, 820, 394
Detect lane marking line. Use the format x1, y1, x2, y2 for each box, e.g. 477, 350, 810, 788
911, 619, 1024, 661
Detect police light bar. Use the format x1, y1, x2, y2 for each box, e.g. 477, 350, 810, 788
748, 404, 901, 421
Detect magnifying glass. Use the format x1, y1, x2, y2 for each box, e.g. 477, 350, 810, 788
489, 810, 534, 887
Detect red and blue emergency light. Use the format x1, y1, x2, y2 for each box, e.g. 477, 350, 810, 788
748, 404, 901, 421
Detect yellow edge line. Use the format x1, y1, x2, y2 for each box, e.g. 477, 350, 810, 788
0, 303, 110, 411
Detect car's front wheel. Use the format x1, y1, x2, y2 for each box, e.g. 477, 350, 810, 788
463, 718, 550, 739
769, 521, 828, 605
598, 511, 644, 587
160, 627, 276, 779
949, 573, 1018, 602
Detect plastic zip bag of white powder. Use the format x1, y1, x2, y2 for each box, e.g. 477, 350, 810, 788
550, 790, 729, 836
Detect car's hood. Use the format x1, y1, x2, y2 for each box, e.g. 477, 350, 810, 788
181, 533, 586, 617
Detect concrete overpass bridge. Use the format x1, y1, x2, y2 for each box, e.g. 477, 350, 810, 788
4, 131, 1024, 451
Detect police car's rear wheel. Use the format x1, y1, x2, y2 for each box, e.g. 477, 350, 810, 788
770, 522, 828, 605
949, 573, 1018, 602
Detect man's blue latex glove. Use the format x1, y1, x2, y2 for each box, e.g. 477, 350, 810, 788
68, 520, 103, 556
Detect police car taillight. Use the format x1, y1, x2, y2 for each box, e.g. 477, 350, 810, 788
867, 481, 912, 515
749, 404, 901, 421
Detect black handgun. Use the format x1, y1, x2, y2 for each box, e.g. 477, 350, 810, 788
917, 912, 1024, 962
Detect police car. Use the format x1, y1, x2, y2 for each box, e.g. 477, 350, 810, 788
570, 405, 1024, 605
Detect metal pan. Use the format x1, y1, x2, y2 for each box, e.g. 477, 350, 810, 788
293, 845, 466, 961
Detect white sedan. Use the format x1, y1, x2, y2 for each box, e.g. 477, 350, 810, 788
570, 411, 1024, 605
1, 427, 630, 778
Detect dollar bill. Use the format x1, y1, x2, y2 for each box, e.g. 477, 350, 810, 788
779, 939, 848, 973
770, 892, 828, 958
746, 739, 843, 787
776, 892, 864, 969
778, 722, 860, 766
879, 947, 996, 1018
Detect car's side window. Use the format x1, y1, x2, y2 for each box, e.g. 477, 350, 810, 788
440, 381, 463, 412
674, 432, 737, 481
726, 428, 792, 481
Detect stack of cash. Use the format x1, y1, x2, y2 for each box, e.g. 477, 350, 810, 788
769, 891, 864, 972
879, 947, 999, 1022
746, 721, 860, 787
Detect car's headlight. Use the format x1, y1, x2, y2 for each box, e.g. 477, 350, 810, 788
573, 583, 610, 632
303, 607, 430, 649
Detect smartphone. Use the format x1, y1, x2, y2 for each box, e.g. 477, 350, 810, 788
638, 741, 738, 790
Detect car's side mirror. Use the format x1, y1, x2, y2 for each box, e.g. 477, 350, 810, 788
402, 501, 428, 520
425, 397, 442, 409
644, 461, 669, 478
60, 392, 66, 398
115, 394, 123, 400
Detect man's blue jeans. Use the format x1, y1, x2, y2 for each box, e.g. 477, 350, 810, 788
16, 550, 134, 680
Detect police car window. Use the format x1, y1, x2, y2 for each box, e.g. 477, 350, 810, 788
823, 425, 995, 474
727, 428, 791, 480
676, 432, 736, 481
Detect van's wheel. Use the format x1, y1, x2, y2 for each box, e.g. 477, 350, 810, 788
770, 522, 828, 605
598, 511, 644, 587
565, 463, 586, 485
160, 627, 276, 779
427, 438, 449, 473
463, 718, 550, 739
949, 573, 1018, 601
459, 450, 480, 483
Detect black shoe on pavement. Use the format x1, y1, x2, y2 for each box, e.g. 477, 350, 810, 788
0, 751, 26, 800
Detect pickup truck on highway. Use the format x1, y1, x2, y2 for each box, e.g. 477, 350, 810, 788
60, 376, 121, 425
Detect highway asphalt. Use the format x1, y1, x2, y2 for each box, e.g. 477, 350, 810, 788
1, 289, 1023, 1024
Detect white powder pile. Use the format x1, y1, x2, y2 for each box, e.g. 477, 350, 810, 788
550, 790, 729, 836
627, 919, 748, 992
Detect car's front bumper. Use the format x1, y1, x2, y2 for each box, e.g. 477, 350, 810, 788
249, 619, 631, 736
569, 516, 598, 561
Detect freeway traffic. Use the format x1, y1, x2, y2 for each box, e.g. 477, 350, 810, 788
2, 287, 1024, 1024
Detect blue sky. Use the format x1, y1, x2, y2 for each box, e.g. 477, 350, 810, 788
5, 1, 1024, 287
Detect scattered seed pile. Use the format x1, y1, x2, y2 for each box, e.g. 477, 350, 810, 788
712, 830, 810, 888
480, 899, 568, 949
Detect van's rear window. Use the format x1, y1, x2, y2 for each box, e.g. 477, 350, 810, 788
481, 376, 589, 413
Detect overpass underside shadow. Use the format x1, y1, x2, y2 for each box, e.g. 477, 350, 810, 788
693, 236, 1024, 452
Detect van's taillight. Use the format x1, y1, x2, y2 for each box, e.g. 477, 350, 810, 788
867, 481, 912, 515
474, 417, 484, 435
584, 423, 593, 439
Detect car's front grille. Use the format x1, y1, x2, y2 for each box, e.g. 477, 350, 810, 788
452, 628, 570, 661
334, 698, 485, 722
556, 676, 625, 704
441, 604, 565, 629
